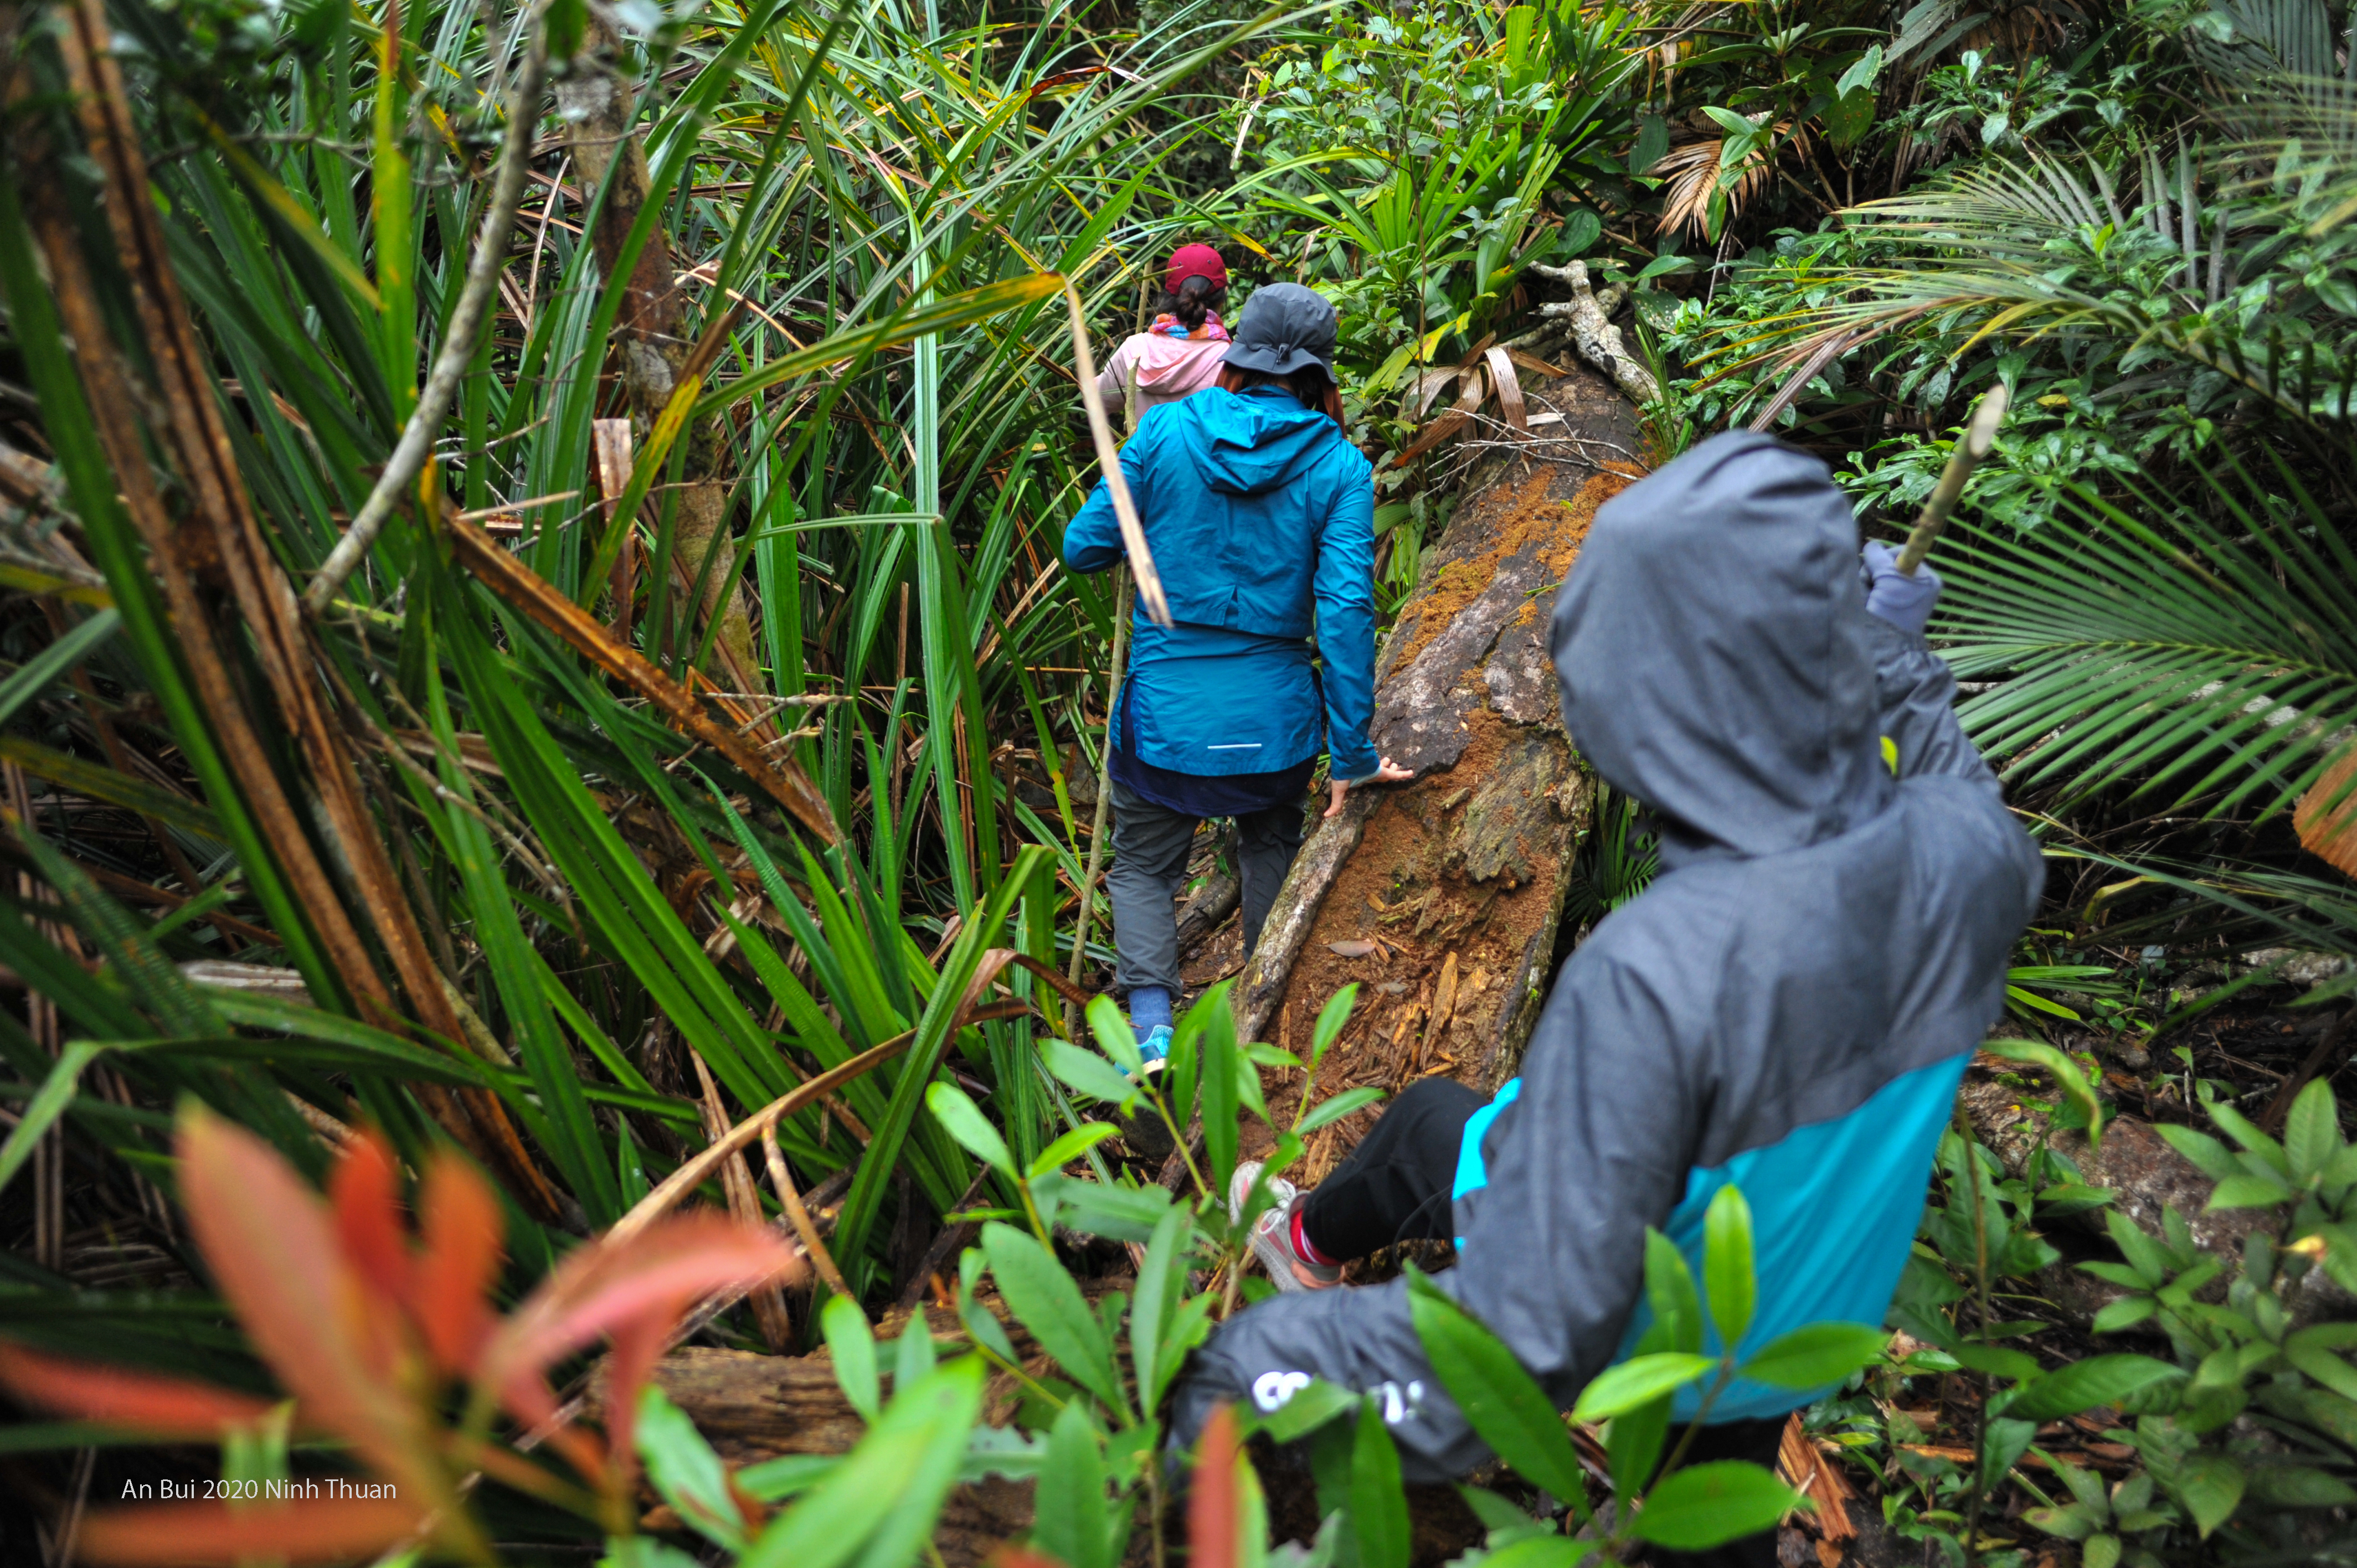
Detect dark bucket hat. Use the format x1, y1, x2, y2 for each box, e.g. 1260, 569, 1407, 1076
1220, 282, 1337, 379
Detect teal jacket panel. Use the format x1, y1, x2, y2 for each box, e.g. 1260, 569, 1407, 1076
1063, 386, 1378, 780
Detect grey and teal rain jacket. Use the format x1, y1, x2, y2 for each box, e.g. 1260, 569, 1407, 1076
1173, 431, 2045, 1475
1062, 385, 1379, 787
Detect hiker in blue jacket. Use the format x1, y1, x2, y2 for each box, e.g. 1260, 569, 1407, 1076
1175, 432, 2045, 1567
1063, 283, 1411, 1064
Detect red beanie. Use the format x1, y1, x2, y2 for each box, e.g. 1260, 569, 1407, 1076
1164, 243, 1228, 293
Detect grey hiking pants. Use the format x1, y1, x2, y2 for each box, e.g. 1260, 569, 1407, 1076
1107, 780, 1308, 997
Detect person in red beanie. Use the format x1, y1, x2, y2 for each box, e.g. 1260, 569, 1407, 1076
1094, 244, 1232, 418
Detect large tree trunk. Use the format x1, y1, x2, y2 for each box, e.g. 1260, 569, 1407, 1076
1232, 361, 1646, 1178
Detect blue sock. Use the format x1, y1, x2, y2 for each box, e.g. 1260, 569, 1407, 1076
1128, 985, 1174, 1035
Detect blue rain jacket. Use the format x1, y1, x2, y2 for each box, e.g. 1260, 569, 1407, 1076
1174, 432, 2046, 1477
1062, 385, 1379, 783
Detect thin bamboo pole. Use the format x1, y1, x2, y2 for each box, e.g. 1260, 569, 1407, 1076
1069, 570, 1131, 989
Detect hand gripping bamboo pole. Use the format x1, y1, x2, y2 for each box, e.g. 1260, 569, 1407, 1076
1895, 383, 2009, 576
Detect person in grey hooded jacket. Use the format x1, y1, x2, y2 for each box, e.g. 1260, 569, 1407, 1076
1174, 431, 2045, 1561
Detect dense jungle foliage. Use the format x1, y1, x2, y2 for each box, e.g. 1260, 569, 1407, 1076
4, 0, 2357, 1564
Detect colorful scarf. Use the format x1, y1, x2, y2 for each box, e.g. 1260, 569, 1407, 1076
1152, 310, 1229, 342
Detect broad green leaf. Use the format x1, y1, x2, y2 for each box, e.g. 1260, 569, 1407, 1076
2208, 1173, 2294, 1210
2283, 1079, 2339, 1183
1702, 1185, 1755, 1349
1644, 1230, 1703, 1355
1131, 1208, 1186, 1408
1951, 1343, 2045, 1382
1310, 985, 1358, 1067
639, 1385, 745, 1550
893, 1317, 937, 1392
2155, 1124, 2241, 1181
926, 1081, 1016, 1180
1200, 981, 1242, 1192
2286, 1343, 2357, 1403
1349, 1396, 1411, 1568
1982, 1038, 2103, 1149
1297, 1086, 1386, 1135
823, 1294, 879, 1422
1571, 1354, 1716, 1422
1407, 1272, 1586, 1508
1032, 1400, 1110, 1568
1044, 1038, 1145, 1109
982, 1223, 1124, 1412
1738, 1323, 1888, 1390
1473, 1538, 1596, 1568
2206, 1098, 2287, 1172
1247, 1376, 1360, 1444
1607, 1392, 1671, 1500
2023, 1504, 2100, 1542
2246, 1464, 2357, 1508
1629, 1461, 1802, 1549
743, 1358, 985, 1568
2005, 1355, 2185, 1421
1028, 1123, 1121, 1179
1087, 994, 1145, 1078
1834, 44, 1885, 96
2090, 1296, 2158, 1334
2173, 1453, 2244, 1536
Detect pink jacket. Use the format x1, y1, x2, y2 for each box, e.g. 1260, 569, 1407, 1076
1095, 319, 1229, 418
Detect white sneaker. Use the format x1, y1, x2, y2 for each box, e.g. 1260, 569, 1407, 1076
1228, 1160, 1342, 1292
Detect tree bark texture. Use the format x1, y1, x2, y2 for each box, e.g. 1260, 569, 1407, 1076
557, 30, 765, 703
1235, 362, 1648, 1183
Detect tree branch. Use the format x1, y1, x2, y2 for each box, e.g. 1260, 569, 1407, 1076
303, 12, 550, 615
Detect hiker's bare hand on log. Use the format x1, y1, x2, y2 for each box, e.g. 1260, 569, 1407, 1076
1326, 759, 1415, 818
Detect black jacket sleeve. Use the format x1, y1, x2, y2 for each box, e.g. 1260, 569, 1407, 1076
1865, 616, 1995, 787
1172, 938, 1712, 1480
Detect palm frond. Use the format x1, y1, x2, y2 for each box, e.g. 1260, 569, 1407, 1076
1938, 443, 2357, 818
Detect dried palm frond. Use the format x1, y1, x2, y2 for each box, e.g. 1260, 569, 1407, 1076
1654, 120, 1794, 238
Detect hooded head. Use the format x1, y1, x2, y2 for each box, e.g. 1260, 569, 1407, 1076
1221, 283, 1337, 379
1550, 431, 1891, 865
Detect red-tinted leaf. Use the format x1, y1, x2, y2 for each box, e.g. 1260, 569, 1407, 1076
989, 1549, 1072, 1568
1189, 1404, 1238, 1568
411, 1153, 503, 1378
2297, 744, 2357, 878
0, 1343, 280, 1437
328, 1131, 409, 1306
480, 1213, 797, 1427
598, 1296, 687, 1491
76, 1498, 418, 1565
174, 1106, 441, 1505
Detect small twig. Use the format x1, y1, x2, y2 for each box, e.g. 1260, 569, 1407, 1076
761, 1116, 852, 1300
303, 9, 549, 614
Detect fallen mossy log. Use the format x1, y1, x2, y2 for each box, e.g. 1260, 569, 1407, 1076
1233, 360, 1645, 1179
586, 1299, 1043, 1564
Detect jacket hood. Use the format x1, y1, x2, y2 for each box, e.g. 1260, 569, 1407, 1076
1174, 385, 1340, 496
1128, 332, 1226, 391
1549, 431, 1891, 864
